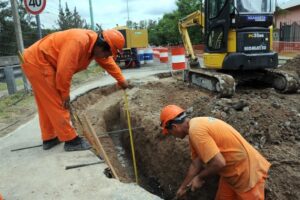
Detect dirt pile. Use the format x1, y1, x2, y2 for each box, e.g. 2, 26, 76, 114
72, 74, 299, 200
121, 78, 300, 199
280, 55, 300, 78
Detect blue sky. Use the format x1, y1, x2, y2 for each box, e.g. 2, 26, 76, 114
37, 0, 291, 29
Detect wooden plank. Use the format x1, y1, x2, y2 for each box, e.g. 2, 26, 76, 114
81, 114, 120, 181
71, 111, 100, 156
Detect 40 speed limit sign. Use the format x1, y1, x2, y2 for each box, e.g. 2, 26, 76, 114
24, 0, 46, 15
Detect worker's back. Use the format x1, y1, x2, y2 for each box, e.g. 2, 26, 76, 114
24, 29, 97, 70
189, 117, 270, 192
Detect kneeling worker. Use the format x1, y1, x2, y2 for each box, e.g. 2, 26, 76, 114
22, 28, 128, 151
160, 105, 271, 200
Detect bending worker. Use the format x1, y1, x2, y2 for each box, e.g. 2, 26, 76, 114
21, 28, 128, 151
160, 105, 271, 200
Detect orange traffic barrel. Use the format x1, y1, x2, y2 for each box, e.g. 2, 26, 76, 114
171, 47, 186, 70
153, 48, 160, 58
159, 48, 169, 63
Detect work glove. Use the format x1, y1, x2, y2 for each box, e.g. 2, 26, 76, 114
63, 97, 70, 110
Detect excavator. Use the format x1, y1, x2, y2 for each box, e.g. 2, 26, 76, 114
179, 0, 299, 97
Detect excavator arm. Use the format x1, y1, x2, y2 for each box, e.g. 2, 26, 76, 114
178, 10, 204, 62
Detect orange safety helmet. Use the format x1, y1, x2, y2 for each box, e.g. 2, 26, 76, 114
160, 105, 185, 135
102, 29, 125, 59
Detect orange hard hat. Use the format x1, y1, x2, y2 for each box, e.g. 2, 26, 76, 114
102, 29, 125, 59
160, 105, 185, 135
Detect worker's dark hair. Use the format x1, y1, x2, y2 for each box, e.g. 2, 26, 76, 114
95, 33, 111, 52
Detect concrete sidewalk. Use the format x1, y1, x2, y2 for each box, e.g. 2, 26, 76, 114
0, 66, 168, 200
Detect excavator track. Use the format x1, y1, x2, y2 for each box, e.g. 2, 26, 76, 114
185, 68, 236, 97
264, 69, 299, 93
185, 67, 299, 97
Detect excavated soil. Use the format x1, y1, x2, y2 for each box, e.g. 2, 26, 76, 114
280, 55, 300, 78
71, 61, 300, 200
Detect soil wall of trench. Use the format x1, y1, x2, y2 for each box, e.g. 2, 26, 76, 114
71, 72, 300, 200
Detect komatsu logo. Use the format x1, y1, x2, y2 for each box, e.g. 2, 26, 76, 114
247, 15, 266, 22
244, 45, 267, 51
248, 33, 264, 38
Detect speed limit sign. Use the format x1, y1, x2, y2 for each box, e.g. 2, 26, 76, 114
24, 0, 46, 15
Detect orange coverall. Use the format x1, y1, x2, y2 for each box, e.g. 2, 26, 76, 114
189, 117, 271, 200
22, 29, 126, 142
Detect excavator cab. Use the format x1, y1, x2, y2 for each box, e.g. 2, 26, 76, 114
204, 0, 277, 70
179, 0, 298, 97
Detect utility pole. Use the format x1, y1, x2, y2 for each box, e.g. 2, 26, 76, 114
59, 0, 62, 10
10, 0, 31, 92
126, 0, 130, 22
10, 0, 24, 52
89, 0, 94, 30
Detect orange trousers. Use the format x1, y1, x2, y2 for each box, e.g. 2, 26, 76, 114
215, 176, 266, 200
22, 55, 77, 142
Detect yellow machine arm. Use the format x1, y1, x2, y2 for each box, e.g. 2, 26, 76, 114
178, 10, 204, 61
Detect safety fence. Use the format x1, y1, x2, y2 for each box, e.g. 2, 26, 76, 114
273, 41, 300, 53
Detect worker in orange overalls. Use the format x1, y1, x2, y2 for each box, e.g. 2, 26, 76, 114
160, 105, 271, 200
22, 29, 128, 151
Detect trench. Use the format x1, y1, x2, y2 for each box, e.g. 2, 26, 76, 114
71, 74, 219, 200
70, 61, 300, 200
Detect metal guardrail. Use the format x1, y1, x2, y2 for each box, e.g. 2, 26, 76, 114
0, 64, 24, 95
0, 55, 31, 95
0, 65, 23, 80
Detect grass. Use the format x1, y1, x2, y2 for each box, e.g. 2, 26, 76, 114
0, 91, 35, 119
0, 79, 24, 91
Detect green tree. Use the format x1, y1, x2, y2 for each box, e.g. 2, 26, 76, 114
139, 20, 147, 29
155, 11, 181, 45
0, 1, 39, 56
176, 0, 203, 44
126, 20, 133, 29
147, 0, 203, 45
176, 0, 202, 18
57, 3, 87, 30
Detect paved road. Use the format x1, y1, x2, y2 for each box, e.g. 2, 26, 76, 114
0, 64, 169, 200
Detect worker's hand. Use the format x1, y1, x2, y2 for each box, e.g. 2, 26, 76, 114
188, 176, 205, 192
175, 187, 188, 200
63, 97, 70, 110
118, 80, 129, 90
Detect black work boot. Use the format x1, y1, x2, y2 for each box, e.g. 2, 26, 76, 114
64, 136, 91, 152
43, 137, 60, 150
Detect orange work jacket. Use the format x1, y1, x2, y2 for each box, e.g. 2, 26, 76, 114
24, 29, 125, 100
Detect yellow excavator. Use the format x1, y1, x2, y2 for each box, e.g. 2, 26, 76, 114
179, 0, 299, 97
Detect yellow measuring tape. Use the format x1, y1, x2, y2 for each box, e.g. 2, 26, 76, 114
123, 90, 139, 184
